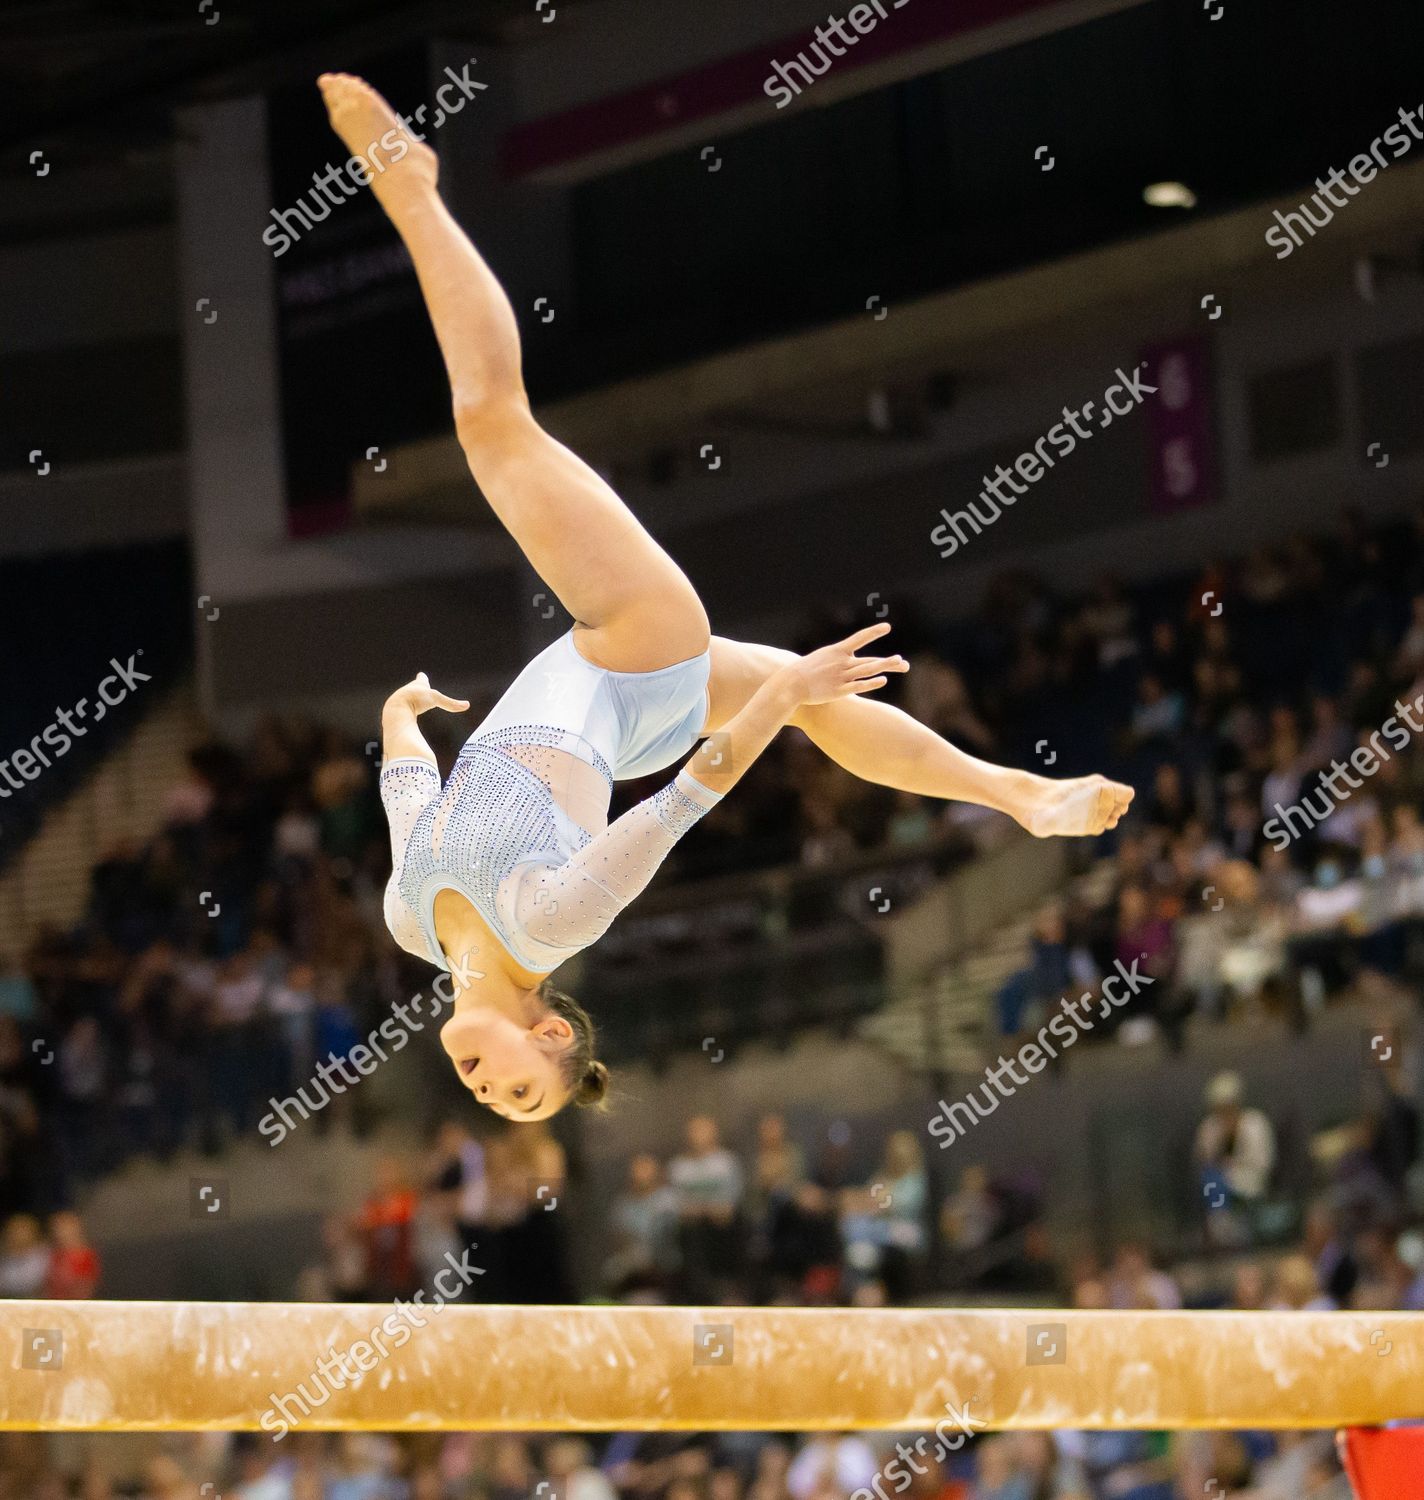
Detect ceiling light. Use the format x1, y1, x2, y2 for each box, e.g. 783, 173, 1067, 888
1144, 181, 1198, 209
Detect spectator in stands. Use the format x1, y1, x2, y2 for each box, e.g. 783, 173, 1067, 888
1290, 851, 1365, 1000
1147, 763, 1194, 835
358, 1156, 419, 1300
885, 789, 935, 848
311, 733, 371, 863
1220, 786, 1262, 861
1303, 693, 1354, 774
747, 1113, 808, 1293
1304, 1049, 1418, 1231
751, 1114, 806, 1208
1349, 1226, 1413, 1309
412, 1169, 463, 1298
207, 949, 267, 1141
44, 1210, 100, 1298
1269, 1253, 1330, 1311
669, 1115, 745, 1301
785, 1433, 879, 1500
1233, 1431, 1345, 1498
1064, 1247, 1103, 1305
273, 791, 323, 872
545, 1438, 618, 1500
301, 1213, 369, 1302
1256, 842, 1306, 912
1230, 1258, 1269, 1309
1401, 1232, 1424, 1311
0, 954, 38, 1024
940, 1164, 1002, 1260
995, 903, 1073, 1039
486, 1122, 572, 1304
605, 1152, 680, 1297
0, 1213, 51, 1297
55, 1016, 106, 1182
1105, 1243, 1182, 1310
0, 1018, 45, 1218
1301, 1199, 1359, 1307
1212, 860, 1291, 1021
163, 749, 216, 829
267, 959, 317, 1098
310, 973, 364, 1136
1194, 1071, 1277, 1245
427, 1120, 488, 1277
1129, 671, 1186, 747
798, 795, 857, 870
1112, 885, 1178, 1043
1082, 576, 1139, 671
1261, 729, 1306, 824
839, 1130, 927, 1301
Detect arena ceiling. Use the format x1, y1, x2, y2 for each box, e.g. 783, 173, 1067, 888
0, 0, 594, 206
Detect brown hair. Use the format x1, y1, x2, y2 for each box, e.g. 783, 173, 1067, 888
539, 982, 610, 1110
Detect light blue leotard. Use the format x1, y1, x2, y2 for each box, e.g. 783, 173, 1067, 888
380, 631, 719, 974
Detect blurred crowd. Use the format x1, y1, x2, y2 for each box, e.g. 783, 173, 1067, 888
285, 1112, 946, 1308
984, 507, 1424, 1046
289, 1080, 1423, 1318
0, 1208, 100, 1298
602, 1095, 1423, 1312
0, 1422, 1363, 1499
7, 508, 1424, 1214
2, 512, 1424, 1500
295, 1122, 573, 1306
0, 725, 430, 1218
10, 510, 1424, 1500
0, 625, 982, 1213
604, 1113, 938, 1305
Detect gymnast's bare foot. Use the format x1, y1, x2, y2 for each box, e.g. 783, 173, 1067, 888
317, 72, 438, 212
1018, 773, 1134, 839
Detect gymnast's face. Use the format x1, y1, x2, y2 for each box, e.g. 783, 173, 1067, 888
439, 1006, 573, 1122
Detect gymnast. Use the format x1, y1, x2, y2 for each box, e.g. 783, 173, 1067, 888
318, 74, 1134, 1121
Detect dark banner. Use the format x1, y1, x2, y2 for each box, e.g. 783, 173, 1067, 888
265, 44, 450, 537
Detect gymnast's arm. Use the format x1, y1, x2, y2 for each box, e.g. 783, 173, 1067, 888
378, 674, 471, 947
513, 678, 796, 951
517, 626, 905, 949
380, 672, 469, 768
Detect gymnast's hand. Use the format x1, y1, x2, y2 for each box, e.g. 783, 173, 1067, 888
783, 623, 909, 705
383, 672, 470, 719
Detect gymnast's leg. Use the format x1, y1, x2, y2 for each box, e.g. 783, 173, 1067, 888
707, 638, 1132, 837
318, 73, 709, 673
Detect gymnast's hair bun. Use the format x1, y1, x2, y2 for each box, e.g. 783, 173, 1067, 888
576, 1060, 611, 1109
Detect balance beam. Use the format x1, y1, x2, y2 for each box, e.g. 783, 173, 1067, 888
3, 1303, 1421, 1432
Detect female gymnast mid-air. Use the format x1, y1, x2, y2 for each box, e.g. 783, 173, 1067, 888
319, 73, 1135, 1121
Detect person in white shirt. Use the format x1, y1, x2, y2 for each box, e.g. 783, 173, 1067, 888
1194, 1071, 1277, 1243
669, 1116, 745, 1299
